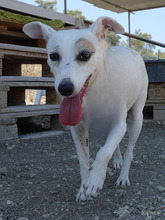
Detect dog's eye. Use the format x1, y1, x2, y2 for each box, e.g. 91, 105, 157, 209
77, 51, 92, 62
50, 52, 60, 61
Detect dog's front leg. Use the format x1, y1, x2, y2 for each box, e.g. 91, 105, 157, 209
84, 121, 127, 199
71, 119, 90, 202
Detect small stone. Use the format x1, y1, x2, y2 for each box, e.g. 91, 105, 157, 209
52, 175, 57, 179
149, 206, 155, 211
159, 155, 165, 159
116, 189, 127, 198
106, 167, 114, 176
145, 215, 152, 220
114, 206, 130, 218
136, 205, 144, 211
161, 121, 165, 126
6, 200, 13, 205
0, 167, 7, 176
28, 181, 33, 185
70, 155, 78, 159
17, 218, 29, 220
7, 145, 15, 150
137, 191, 142, 195
43, 214, 50, 218
30, 173, 35, 178
67, 167, 73, 171
94, 217, 100, 220
157, 186, 165, 193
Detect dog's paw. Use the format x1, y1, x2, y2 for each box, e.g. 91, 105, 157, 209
113, 158, 123, 169
76, 191, 93, 203
83, 179, 102, 198
116, 176, 130, 186
83, 168, 105, 199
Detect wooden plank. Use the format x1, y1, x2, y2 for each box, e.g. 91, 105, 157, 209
0, 53, 3, 76
0, 76, 54, 82
148, 87, 165, 100
0, 25, 7, 31
0, 30, 28, 38
0, 104, 59, 113
0, 91, 8, 109
153, 109, 165, 120
145, 99, 165, 106
0, 20, 23, 31
0, 118, 16, 125
0, 81, 54, 88
0, 124, 18, 141
0, 85, 9, 91
153, 105, 165, 120
0, 76, 55, 88
0, 104, 60, 119
154, 105, 165, 110
0, 43, 47, 58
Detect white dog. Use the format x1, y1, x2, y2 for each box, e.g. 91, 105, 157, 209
23, 17, 148, 202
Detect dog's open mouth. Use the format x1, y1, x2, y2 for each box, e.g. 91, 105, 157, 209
59, 75, 91, 126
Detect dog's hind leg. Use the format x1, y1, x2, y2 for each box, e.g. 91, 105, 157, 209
116, 90, 147, 186
113, 145, 123, 169
71, 118, 90, 202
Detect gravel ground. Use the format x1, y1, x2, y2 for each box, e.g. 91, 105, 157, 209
0, 121, 165, 220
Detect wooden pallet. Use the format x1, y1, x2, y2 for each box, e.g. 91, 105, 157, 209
0, 76, 56, 108
145, 100, 165, 120
0, 104, 60, 141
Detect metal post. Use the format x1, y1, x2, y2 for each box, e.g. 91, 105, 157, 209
128, 11, 131, 47
64, 0, 67, 14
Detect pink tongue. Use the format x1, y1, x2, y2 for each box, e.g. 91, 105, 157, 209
59, 93, 82, 126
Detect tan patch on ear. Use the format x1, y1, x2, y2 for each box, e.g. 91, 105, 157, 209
75, 38, 95, 52
102, 18, 113, 32
102, 17, 124, 34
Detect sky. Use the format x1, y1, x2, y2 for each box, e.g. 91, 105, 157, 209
18, 0, 165, 52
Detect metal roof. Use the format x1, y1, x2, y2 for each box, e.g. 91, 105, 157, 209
82, 0, 165, 13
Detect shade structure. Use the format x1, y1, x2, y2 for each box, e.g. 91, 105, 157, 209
82, 0, 165, 13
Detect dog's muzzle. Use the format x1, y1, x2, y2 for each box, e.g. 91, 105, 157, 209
58, 79, 74, 96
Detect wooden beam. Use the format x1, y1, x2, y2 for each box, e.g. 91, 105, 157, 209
0, 76, 55, 88
0, 104, 60, 119
0, 30, 28, 38
0, 43, 47, 59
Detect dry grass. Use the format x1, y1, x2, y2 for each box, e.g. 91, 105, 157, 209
22, 64, 42, 77
21, 64, 46, 105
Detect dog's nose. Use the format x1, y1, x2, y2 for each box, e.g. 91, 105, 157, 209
58, 79, 74, 96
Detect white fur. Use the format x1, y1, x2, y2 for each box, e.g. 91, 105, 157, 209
23, 17, 148, 202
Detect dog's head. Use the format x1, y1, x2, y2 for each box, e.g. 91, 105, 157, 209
23, 17, 124, 126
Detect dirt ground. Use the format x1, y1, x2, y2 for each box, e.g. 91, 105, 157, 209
0, 121, 165, 220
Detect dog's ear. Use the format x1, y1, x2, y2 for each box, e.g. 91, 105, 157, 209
23, 21, 55, 41
90, 17, 124, 40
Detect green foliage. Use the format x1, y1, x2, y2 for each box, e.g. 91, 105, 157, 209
67, 10, 86, 20
106, 32, 121, 46
155, 50, 165, 59
121, 29, 159, 59
35, 0, 57, 10
0, 9, 63, 29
